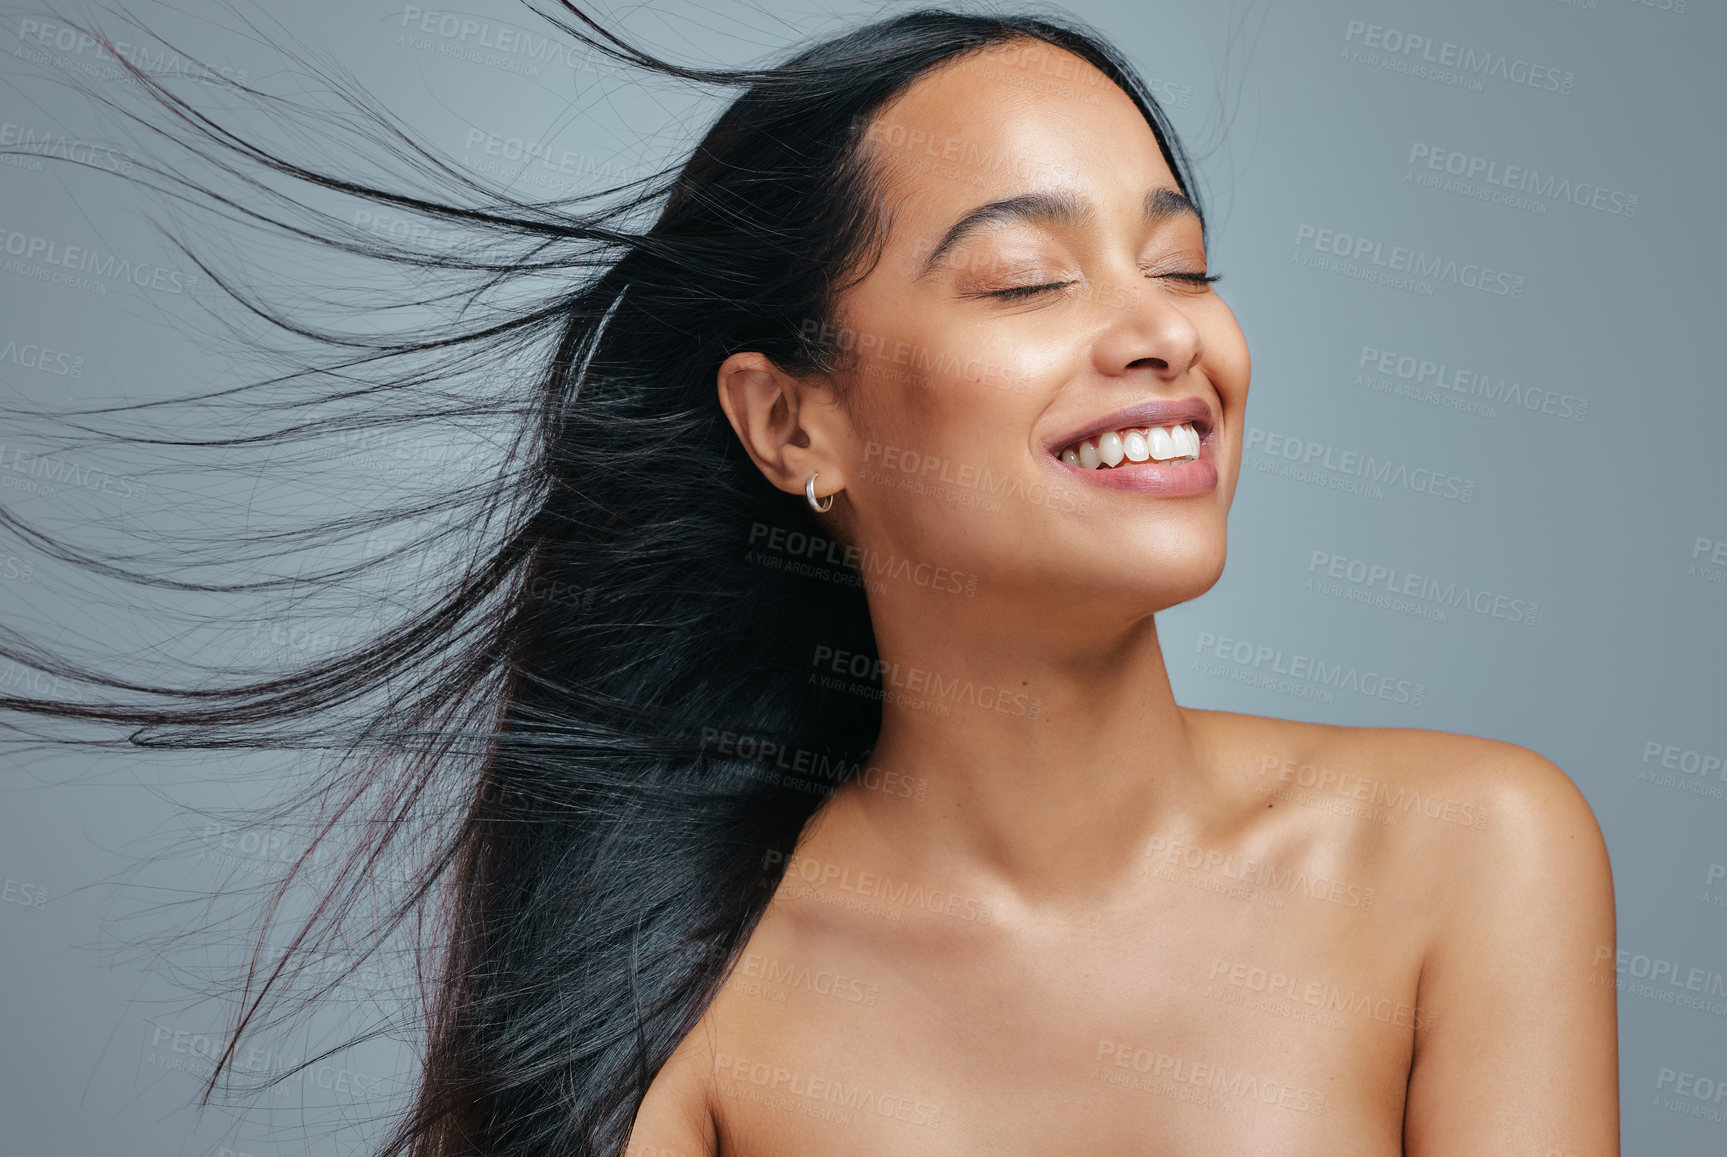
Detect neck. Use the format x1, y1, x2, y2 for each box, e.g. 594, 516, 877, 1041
823, 604, 1242, 906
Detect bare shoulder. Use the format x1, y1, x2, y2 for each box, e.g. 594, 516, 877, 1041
626, 1011, 719, 1157
1178, 723, 1626, 1150
1186, 706, 1612, 899
1328, 721, 1610, 878
1346, 720, 1599, 819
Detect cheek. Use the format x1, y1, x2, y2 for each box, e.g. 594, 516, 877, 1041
1200, 305, 1251, 401
840, 332, 1053, 533
849, 315, 1051, 439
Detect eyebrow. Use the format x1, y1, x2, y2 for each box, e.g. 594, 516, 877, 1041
916, 186, 1200, 279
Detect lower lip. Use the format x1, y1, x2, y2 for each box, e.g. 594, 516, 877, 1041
1050, 437, 1219, 496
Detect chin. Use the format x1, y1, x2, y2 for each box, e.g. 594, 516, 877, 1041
1137, 524, 1227, 584
1065, 543, 1226, 614
1146, 528, 1227, 595
1148, 555, 1226, 611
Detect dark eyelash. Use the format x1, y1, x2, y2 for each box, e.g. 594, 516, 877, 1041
986, 281, 1074, 300
984, 271, 1220, 301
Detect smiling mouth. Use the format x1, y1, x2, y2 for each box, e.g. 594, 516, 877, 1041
1057, 423, 1201, 469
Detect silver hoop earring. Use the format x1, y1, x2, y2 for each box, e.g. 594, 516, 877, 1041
805, 472, 834, 513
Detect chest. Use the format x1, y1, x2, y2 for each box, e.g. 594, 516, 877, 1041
705, 875, 1428, 1156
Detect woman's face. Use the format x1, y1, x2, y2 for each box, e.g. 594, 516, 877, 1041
824, 39, 1250, 619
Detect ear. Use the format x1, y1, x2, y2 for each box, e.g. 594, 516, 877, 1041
715, 351, 849, 505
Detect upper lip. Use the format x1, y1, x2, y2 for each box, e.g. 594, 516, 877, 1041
1043, 396, 1217, 457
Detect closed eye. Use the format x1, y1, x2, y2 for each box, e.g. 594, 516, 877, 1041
980, 271, 1218, 301
984, 281, 1077, 300
1155, 271, 1221, 286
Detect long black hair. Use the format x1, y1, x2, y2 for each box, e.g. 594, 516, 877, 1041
0, 3, 1204, 1152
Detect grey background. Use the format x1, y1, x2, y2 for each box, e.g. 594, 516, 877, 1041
1, 0, 1722, 1153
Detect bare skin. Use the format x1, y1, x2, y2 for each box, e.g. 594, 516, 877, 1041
629, 38, 1618, 1157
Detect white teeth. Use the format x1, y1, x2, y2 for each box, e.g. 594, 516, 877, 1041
1173, 424, 1200, 458
1147, 426, 1175, 460
1061, 422, 1201, 470
1097, 430, 1125, 467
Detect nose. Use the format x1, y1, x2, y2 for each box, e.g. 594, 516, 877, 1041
1088, 278, 1203, 382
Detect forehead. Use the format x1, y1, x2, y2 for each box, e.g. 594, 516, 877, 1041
860, 40, 1178, 233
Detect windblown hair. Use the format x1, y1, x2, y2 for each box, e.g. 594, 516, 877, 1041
0, 3, 1203, 1153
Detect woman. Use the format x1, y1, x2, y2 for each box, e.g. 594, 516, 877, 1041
0, 5, 1616, 1156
